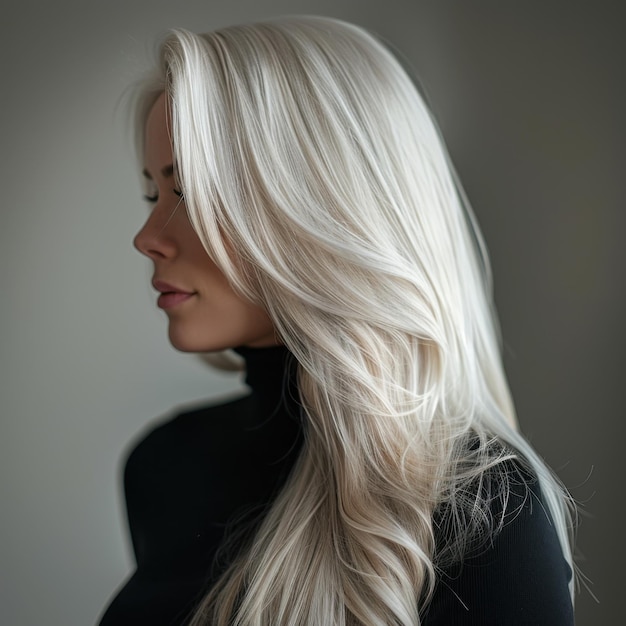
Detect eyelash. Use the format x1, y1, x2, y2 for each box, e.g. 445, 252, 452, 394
143, 188, 184, 203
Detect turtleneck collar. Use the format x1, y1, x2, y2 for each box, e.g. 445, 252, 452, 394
231, 344, 301, 416
232, 343, 292, 390
229, 343, 303, 447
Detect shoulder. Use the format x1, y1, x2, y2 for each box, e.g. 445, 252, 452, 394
122, 393, 254, 481
424, 457, 574, 625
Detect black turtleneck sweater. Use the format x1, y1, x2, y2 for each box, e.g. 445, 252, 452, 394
98, 344, 573, 625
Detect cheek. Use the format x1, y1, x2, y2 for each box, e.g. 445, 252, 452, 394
174, 228, 276, 347
167, 282, 276, 352
201, 289, 272, 334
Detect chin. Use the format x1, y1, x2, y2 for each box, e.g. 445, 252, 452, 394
167, 326, 218, 353
167, 324, 246, 353
166, 314, 279, 352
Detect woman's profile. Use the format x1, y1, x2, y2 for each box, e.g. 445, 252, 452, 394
100, 15, 576, 625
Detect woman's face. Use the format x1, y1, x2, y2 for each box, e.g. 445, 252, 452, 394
133, 92, 278, 352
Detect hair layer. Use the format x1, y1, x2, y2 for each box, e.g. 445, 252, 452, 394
136, 16, 576, 625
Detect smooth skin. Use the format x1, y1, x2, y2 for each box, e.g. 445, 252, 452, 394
134, 92, 279, 352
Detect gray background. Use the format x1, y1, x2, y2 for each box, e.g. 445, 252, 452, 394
1, 1, 622, 624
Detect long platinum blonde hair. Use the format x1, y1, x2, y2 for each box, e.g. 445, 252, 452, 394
134, 15, 576, 625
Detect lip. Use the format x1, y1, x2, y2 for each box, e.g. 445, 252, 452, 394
152, 279, 197, 310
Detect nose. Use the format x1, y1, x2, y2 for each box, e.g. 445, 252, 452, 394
133, 210, 177, 260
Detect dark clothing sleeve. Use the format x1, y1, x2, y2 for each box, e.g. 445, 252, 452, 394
422, 471, 574, 625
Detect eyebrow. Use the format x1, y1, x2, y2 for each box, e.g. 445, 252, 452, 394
142, 164, 175, 180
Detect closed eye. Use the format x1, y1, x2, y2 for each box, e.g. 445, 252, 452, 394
143, 189, 183, 204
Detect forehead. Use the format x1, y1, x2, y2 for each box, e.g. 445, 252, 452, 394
145, 91, 168, 131
144, 92, 172, 170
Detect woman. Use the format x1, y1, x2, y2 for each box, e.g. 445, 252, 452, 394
100, 15, 576, 625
